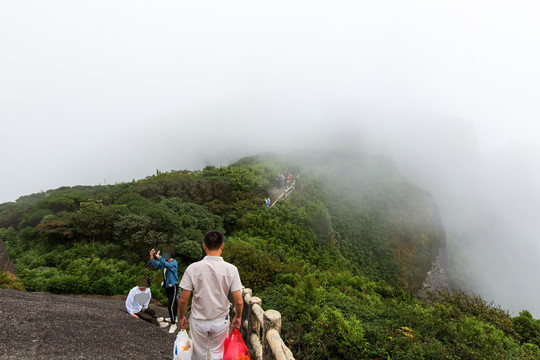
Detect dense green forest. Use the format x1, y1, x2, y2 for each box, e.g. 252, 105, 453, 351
1, 149, 540, 359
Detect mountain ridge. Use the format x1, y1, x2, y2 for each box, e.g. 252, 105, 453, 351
1, 149, 539, 359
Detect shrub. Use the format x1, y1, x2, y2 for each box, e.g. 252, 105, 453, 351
513, 310, 540, 347
0, 271, 25, 290
223, 239, 286, 293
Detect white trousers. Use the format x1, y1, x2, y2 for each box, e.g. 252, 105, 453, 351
189, 316, 230, 360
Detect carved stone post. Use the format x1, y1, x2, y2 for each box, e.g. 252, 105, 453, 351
240, 288, 252, 338
248, 296, 262, 338
263, 310, 281, 360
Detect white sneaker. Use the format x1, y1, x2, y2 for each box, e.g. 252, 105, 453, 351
159, 322, 169, 328
156, 317, 164, 322
164, 317, 171, 322
168, 323, 177, 334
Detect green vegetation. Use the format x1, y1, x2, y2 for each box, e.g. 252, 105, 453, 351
0, 271, 24, 290
1, 149, 538, 359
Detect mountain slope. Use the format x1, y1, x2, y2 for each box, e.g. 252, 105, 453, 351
1, 149, 539, 359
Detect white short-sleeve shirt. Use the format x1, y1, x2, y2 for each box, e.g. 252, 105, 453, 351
180, 256, 242, 320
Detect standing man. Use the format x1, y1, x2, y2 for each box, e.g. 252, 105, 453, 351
148, 247, 179, 334
177, 230, 243, 360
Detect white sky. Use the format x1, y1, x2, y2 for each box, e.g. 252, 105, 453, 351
1, 1, 539, 203
1, 0, 540, 315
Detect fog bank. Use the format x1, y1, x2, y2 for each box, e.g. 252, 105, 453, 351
349, 115, 540, 316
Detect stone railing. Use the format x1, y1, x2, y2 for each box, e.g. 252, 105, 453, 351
235, 288, 295, 360
270, 180, 296, 208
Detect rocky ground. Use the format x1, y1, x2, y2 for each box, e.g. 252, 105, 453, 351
416, 195, 451, 300
0, 238, 15, 274
0, 289, 176, 360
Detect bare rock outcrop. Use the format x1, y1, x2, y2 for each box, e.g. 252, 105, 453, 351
417, 246, 452, 299
417, 195, 452, 299
0, 289, 173, 359
0, 237, 15, 275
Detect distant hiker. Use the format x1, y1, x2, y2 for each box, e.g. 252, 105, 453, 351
148, 248, 179, 334
265, 196, 271, 207
125, 276, 168, 328
287, 173, 292, 185
177, 230, 243, 360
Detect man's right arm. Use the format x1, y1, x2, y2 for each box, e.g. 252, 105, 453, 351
231, 289, 243, 330
177, 289, 191, 329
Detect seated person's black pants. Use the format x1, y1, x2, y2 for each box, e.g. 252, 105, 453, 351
135, 307, 159, 326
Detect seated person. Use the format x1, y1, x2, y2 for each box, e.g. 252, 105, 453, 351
125, 276, 168, 328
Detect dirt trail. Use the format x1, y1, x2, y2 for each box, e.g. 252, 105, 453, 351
0, 289, 174, 360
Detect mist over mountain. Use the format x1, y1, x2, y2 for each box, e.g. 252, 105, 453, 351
343, 115, 540, 317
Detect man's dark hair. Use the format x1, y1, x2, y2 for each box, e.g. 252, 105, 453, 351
204, 230, 224, 251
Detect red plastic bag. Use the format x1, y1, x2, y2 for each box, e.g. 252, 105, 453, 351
223, 329, 250, 360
